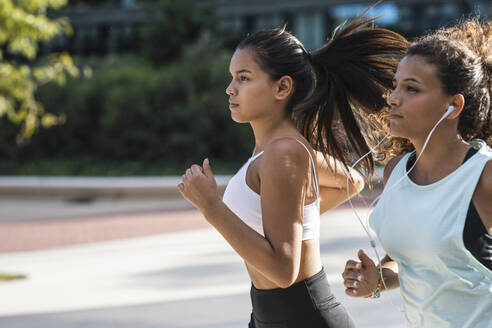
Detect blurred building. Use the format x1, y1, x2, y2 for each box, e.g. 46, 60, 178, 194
44, 0, 148, 55
46, 0, 492, 55
216, 0, 492, 49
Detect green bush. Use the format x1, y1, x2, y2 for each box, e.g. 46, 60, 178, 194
0, 39, 254, 175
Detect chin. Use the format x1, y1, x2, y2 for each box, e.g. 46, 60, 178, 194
230, 112, 248, 123
389, 130, 403, 138
389, 123, 406, 138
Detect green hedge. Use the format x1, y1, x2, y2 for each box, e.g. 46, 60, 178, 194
0, 46, 254, 175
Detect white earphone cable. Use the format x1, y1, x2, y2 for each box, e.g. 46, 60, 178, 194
345, 106, 454, 309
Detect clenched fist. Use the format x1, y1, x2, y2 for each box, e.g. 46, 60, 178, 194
342, 249, 380, 297
178, 158, 221, 213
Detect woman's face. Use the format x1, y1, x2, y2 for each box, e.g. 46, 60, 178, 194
226, 48, 279, 123
386, 55, 453, 140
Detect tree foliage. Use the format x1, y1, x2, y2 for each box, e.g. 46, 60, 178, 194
0, 39, 253, 175
0, 0, 78, 142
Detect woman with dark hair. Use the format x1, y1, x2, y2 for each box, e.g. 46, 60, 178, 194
342, 18, 492, 328
178, 12, 408, 327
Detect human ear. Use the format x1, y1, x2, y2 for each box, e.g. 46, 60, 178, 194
446, 94, 465, 119
274, 75, 294, 101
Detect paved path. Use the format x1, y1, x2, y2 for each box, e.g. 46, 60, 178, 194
0, 197, 406, 328
0, 202, 205, 253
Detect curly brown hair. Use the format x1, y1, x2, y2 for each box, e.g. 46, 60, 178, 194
365, 18, 492, 163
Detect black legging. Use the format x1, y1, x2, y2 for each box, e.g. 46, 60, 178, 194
248, 268, 355, 328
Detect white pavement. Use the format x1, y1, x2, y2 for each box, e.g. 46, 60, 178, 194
0, 207, 407, 328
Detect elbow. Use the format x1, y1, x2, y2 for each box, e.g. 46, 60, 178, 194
276, 275, 297, 289
348, 171, 365, 196
276, 277, 297, 289
273, 260, 299, 288
353, 177, 365, 194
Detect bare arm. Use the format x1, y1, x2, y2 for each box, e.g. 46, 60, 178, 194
378, 254, 400, 291
178, 139, 309, 288
342, 156, 403, 297
473, 160, 492, 234
315, 152, 365, 213
375, 156, 402, 291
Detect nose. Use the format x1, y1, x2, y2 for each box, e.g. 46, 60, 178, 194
226, 81, 236, 96
386, 89, 400, 108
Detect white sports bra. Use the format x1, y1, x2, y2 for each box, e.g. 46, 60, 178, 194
222, 139, 321, 240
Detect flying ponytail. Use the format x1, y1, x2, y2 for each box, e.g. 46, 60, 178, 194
294, 14, 409, 177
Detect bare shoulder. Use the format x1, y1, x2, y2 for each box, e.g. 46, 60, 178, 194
383, 155, 405, 186
477, 159, 492, 195
259, 138, 310, 180
474, 159, 492, 233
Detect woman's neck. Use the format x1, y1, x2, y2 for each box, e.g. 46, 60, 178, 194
250, 116, 298, 154
409, 129, 470, 183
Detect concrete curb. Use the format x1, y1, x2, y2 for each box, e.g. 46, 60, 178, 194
0, 168, 383, 199
0, 176, 232, 199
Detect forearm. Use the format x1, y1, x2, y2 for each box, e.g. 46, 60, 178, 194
202, 201, 300, 287
379, 256, 400, 291
319, 173, 364, 213
316, 151, 363, 185
319, 186, 351, 213
316, 152, 364, 213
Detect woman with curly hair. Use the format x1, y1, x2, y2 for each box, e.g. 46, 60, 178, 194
342, 18, 492, 327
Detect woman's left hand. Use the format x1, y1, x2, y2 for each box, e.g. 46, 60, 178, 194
177, 158, 220, 213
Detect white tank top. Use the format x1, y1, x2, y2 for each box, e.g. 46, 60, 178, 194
370, 139, 492, 328
222, 139, 320, 240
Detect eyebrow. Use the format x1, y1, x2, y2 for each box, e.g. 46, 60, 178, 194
392, 77, 422, 84
235, 69, 252, 74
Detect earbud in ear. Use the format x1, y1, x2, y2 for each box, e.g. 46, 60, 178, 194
443, 105, 455, 118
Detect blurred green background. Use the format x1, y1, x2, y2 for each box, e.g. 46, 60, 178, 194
0, 0, 490, 176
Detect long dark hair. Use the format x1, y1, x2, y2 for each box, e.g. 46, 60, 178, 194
237, 12, 408, 176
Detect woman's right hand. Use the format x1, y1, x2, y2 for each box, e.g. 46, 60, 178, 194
342, 249, 380, 297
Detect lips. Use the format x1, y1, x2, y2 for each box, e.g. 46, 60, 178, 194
388, 114, 403, 119
229, 101, 239, 109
